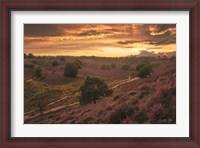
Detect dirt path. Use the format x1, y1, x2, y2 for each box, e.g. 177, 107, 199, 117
25, 79, 33, 82
111, 77, 139, 89
47, 96, 69, 107
25, 102, 79, 121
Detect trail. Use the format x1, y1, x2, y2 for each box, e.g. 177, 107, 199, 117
25, 102, 79, 121
24, 77, 139, 121
25, 79, 33, 82
111, 77, 139, 89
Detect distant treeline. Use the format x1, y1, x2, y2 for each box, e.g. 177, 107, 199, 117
24, 53, 176, 63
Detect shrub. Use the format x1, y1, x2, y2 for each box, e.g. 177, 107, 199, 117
35, 66, 43, 77
148, 103, 164, 123
24, 63, 34, 69
101, 64, 111, 70
109, 105, 135, 124
52, 60, 59, 66
121, 64, 130, 71
31, 60, 37, 64
64, 62, 78, 77
136, 63, 145, 71
136, 63, 152, 78
74, 59, 83, 69
147, 82, 176, 124
139, 90, 149, 99
111, 63, 116, 69
59, 57, 65, 61
135, 110, 148, 123
27, 53, 34, 59
109, 108, 127, 124
79, 76, 113, 104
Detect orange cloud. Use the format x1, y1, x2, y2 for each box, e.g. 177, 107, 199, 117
24, 24, 176, 57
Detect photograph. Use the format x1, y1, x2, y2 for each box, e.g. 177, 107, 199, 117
24, 24, 176, 124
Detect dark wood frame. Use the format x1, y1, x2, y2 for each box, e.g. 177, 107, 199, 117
0, 0, 199, 147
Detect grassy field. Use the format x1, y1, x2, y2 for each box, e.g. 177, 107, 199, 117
24, 56, 176, 124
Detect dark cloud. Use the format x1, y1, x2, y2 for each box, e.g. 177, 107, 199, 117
149, 24, 176, 36
24, 24, 65, 37
115, 35, 176, 48
24, 38, 48, 44
137, 50, 176, 57
76, 30, 101, 36
154, 24, 176, 32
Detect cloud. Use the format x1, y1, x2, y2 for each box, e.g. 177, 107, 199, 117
149, 24, 176, 36
24, 24, 65, 36
116, 40, 139, 45
24, 24, 176, 56
137, 50, 176, 57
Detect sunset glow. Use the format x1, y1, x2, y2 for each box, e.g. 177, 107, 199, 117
24, 24, 176, 57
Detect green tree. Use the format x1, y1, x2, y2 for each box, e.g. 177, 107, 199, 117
27, 53, 34, 59
35, 66, 43, 77
59, 56, 65, 61
79, 76, 113, 104
74, 59, 83, 69
101, 64, 111, 70
121, 64, 130, 71
64, 62, 78, 77
111, 63, 116, 69
24, 63, 34, 69
52, 60, 59, 66
136, 63, 152, 78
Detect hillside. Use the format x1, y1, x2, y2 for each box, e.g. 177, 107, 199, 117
24, 56, 176, 124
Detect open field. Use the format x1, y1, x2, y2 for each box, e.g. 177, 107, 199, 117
24, 56, 176, 124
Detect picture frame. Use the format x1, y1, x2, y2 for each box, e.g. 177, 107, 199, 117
0, 0, 199, 147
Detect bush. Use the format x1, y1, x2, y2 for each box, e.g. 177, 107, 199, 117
74, 59, 83, 69
64, 62, 78, 77
52, 60, 59, 66
27, 53, 34, 59
79, 76, 113, 104
109, 108, 127, 124
109, 105, 135, 124
121, 64, 130, 71
101, 64, 111, 70
136, 63, 145, 71
135, 110, 148, 123
147, 83, 176, 124
35, 66, 43, 77
136, 63, 152, 78
24, 63, 34, 69
59, 57, 65, 61
111, 63, 116, 69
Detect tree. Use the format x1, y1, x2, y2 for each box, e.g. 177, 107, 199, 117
64, 62, 78, 77
74, 59, 83, 69
35, 66, 43, 77
121, 64, 130, 71
52, 60, 59, 66
101, 64, 111, 70
136, 63, 152, 78
36, 98, 46, 120
79, 76, 113, 104
27, 53, 34, 59
59, 56, 65, 61
111, 63, 116, 69
24, 63, 34, 69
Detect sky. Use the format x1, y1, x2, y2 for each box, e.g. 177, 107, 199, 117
24, 24, 176, 57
